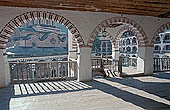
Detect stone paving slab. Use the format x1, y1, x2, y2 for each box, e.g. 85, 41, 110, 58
0, 72, 170, 110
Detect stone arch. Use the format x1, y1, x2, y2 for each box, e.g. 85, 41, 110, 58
0, 11, 85, 50
112, 25, 145, 48
87, 17, 148, 48
151, 22, 170, 47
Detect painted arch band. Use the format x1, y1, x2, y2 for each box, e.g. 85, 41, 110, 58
87, 17, 149, 47
0, 11, 85, 49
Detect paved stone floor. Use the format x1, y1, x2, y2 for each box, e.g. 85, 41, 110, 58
1, 72, 170, 110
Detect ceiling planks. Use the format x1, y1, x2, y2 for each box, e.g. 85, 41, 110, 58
0, 0, 170, 18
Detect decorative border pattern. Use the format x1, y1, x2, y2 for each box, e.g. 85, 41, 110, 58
150, 22, 170, 47
113, 25, 147, 48
0, 11, 85, 49
87, 17, 148, 47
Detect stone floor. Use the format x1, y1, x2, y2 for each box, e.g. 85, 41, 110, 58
1, 72, 170, 110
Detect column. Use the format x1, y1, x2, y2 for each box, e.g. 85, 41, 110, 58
112, 45, 119, 60
137, 46, 153, 75
0, 50, 10, 88
77, 47, 92, 81
68, 30, 77, 60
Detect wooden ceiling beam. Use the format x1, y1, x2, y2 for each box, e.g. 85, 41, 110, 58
0, 0, 170, 18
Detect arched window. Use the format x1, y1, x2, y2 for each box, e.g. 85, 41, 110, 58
123, 47, 125, 52
132, 46, 137, 53
154, 36, 161, 44
156, 37, 160, 41
123, 40, 126, 46
163, 33, 170, 43
132, 37, 137, 45
166, 45, 170, 50
126, 38, 131, 45
154, 45, 161, 50
126, 47, 131, 53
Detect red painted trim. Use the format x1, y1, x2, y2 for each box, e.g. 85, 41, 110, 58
0, 11, 86, 49
151, 22, 170, 47
87, 16, 148, 47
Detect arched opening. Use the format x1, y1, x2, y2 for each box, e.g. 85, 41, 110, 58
119, 30, 138, 73
132, 37, 137, 45
0, 11, 85, 83
152, 23, 170, 72
89, 17, 148, 77
132, 46, 137, 53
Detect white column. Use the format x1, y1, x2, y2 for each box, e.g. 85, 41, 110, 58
137, 46, 153, 75
77, 47, 92, 81
68, 30, 77, 60
112, 45, 119, 60
0, 50, 10, 88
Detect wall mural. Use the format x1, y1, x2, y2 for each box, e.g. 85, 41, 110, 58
6, 19, 68, 57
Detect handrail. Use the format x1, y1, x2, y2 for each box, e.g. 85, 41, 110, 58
9, 60, 78, 83
9, 60, 77, 64
91, 57, 121, 77
153, 58, 170, 72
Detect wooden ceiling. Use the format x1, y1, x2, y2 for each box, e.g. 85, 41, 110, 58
0, 0, 170, 18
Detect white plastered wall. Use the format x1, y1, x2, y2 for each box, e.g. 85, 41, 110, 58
0, 6, 170, 85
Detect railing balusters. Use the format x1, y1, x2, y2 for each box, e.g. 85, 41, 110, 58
9, 61, 77, 83
153, 57, 170, 72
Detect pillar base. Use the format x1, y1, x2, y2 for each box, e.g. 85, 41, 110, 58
137, 47, 153, 75
0, 51, 10, 88
77, 47, 92, 82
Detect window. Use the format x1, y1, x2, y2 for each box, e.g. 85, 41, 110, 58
102, 42, 106, 47
126, 47, 131, 53
164, 34, 170, 40
132, 37, 137, 44
126, 39, 130, 45
166, 45, 170, 50
154, 45, 161, 50
155, 37, 160, 41
132, 46, 137, 53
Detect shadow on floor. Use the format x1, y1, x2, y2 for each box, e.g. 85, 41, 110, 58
153, 72, 170, 80
106, 72, 170, 101
85, 79, 170, 110
0, 72, 170, 110
0, 81, 93, 110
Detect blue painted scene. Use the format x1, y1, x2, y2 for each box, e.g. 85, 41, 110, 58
6, 19, 68, 58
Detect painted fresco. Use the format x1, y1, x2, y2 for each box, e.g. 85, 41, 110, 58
6, 19, 68, 57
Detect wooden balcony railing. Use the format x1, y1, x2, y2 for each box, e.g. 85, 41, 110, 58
9, 61, 77, 83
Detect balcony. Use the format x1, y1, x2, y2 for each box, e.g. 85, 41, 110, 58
9, 60, 78, 83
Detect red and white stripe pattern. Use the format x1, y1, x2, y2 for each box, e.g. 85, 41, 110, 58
87, 17, 148, 47
151, 22, 170, 47
113, 25, 148, 48
0, 11, 85, 50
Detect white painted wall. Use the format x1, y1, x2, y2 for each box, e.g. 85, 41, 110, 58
68, 30, 77, 60
106, 25, 126, 40
112, 46, 119, 60
0, 6, 170, 45
0, 6, 170, 85
137, 47, 153, 75
0, 50, 10, 88
77, 47, 92, 81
